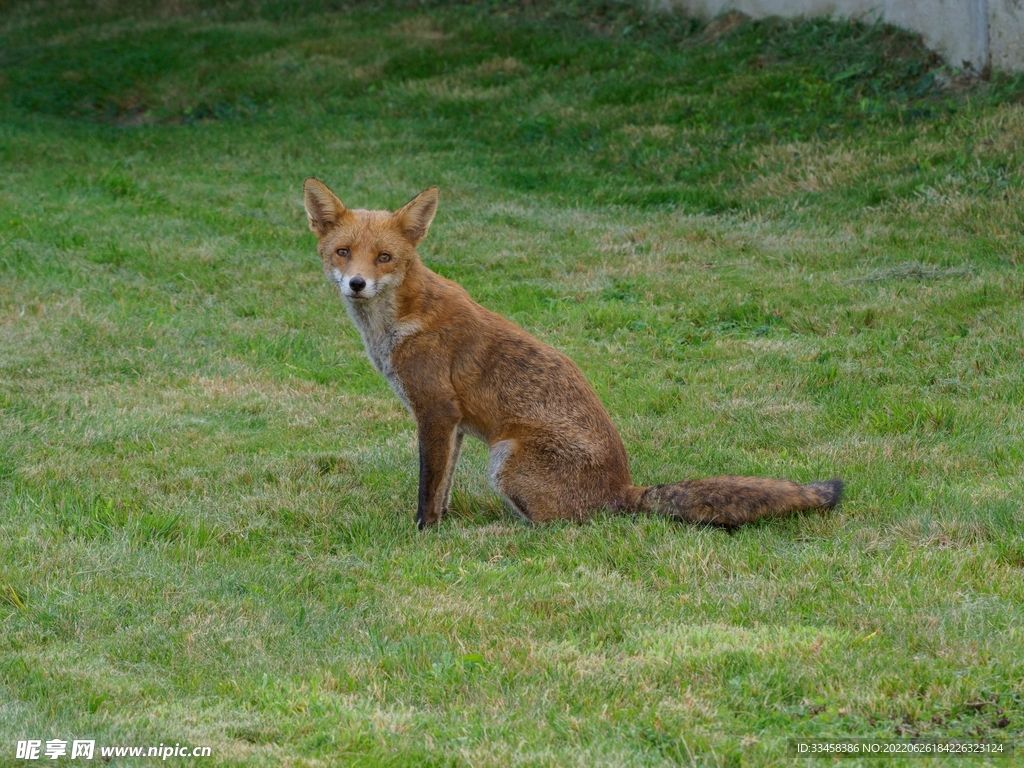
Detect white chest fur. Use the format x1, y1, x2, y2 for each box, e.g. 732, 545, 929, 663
343, 294, 419, 411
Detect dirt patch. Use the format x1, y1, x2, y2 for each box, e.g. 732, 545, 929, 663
702, 11, 750, 41
390, 16, 447, 45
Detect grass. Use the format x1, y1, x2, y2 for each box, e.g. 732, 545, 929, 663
1, 0, 1023, 764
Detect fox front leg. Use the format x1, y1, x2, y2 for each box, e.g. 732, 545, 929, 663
415, 411, 462, 529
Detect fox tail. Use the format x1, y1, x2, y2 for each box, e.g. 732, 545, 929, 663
630, 475, 843, 528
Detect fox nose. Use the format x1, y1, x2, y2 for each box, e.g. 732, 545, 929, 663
349, 276, 366, 292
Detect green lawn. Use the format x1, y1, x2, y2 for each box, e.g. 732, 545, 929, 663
1, 1, 1022, 765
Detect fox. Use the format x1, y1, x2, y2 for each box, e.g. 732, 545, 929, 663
302, 178, 843, 530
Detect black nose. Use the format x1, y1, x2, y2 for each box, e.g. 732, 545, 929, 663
349, 276, 366, 292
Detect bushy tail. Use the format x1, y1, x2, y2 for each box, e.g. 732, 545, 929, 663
631, 476, 843, 528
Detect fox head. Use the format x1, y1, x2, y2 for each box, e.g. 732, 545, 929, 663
302, 178, 439, 302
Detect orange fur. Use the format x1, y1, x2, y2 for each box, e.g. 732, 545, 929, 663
303, 179, 843, 529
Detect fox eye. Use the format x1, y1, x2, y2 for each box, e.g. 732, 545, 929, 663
377, 252, 392, 263
337, 248, 351, 258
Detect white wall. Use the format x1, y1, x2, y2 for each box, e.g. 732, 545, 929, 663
662, 0, 1024, 74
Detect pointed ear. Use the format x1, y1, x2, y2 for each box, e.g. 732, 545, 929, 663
394, 187, 439, 246
303, 177, 345, 238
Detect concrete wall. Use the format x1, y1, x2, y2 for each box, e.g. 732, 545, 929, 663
662, 0, 1024, 73
990, 0, 1024, 74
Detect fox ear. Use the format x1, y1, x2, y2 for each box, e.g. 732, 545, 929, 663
394, 187, 439, 246
303, 177, 346, 237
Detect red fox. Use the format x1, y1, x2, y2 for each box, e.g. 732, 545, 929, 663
303, 179, 843, 529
